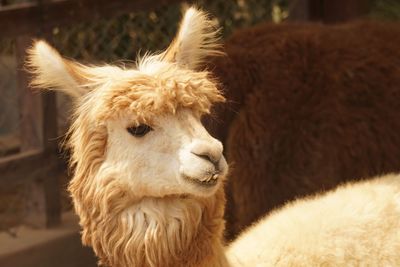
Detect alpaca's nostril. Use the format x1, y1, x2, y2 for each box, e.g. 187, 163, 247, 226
192, 152, 219, 166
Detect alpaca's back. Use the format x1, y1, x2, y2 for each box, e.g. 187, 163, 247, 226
227, 174, 400, 266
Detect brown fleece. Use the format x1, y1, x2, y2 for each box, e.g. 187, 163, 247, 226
206, 20, 400, 238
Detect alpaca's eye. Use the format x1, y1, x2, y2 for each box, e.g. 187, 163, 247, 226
127, 124, 152, 137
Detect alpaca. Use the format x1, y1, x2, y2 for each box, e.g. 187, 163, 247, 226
207, 20, 400, 237
28, 8, 228, 267
27, 7, 400, 267
227, 173, 400, 266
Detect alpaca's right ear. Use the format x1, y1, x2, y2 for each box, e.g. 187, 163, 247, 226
26, 40, 90, 99
160, 7, 223, 70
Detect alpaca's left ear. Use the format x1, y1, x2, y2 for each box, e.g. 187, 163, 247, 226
161, 7, 223, 70
26, 40, 92, 99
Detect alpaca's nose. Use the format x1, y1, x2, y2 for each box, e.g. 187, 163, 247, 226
191, 139, 223, 165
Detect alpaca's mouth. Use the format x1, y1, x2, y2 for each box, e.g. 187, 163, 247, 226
182, 173, 219, 188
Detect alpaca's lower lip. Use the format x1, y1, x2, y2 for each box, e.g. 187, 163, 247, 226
182, 174, 219, 188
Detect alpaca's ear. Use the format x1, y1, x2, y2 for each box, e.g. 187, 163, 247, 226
26, 40, 90, 99
161, 7, 223, 70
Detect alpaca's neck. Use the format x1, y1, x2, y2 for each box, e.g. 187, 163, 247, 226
75, 177, 228, 267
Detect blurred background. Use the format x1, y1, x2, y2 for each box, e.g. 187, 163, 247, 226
0, 0, 399, 266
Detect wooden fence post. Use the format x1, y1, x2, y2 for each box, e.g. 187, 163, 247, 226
15, 35, 61, 228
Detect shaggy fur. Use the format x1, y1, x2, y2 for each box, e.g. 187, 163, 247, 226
28, 7, 229, 267
207, 20, 400, 237
160, 7, 223, 69
228, 174, 400, 266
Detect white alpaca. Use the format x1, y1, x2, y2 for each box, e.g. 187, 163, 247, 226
228, 175, 400, 266
27, 7, 400, 267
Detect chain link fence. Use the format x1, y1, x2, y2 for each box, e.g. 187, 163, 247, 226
52, 0, 277, 62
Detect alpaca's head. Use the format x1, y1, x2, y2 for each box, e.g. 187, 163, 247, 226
27, 7, 227, 201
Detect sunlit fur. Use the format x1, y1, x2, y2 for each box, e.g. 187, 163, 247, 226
26, 5, 400, 267
158, 6, 224, 69
228, 174, 400, 266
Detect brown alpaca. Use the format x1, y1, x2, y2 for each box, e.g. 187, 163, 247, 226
27, 7, 400, 267
207, 20, 400, 237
